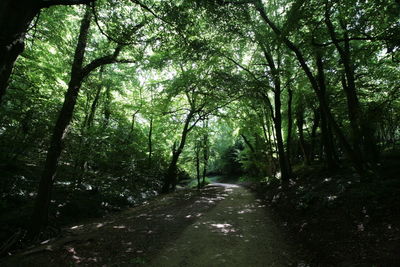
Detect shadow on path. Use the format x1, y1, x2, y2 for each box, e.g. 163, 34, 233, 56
150, 183, 297, 266
2, 184, 301, 266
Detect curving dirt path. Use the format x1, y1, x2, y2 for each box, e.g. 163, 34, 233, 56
2, 183, 302, 266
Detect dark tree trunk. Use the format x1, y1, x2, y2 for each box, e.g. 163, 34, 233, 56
74, 76, 102, 187
264, 108, 278, 176
315, 51, 338, 169
161, 111, 194, 193
0, 0, 39, 104
202, 122, 209, 186
30, 6, 124, 235
30, 7, 92, 236
241, 134, 255, 153
296, 107, 310, 165
319, 106, 337, 168
162, 150, 179, 193
255, 2, 366, 175
275, 116, 291, 182
148, 117, 153, 167
103, 85, 112, 128
286, 87, 293, 164
87, 70, 103, 128
195, 142, 201, 190
260, 44, 291, 183
324, 9, 366, 159
310, 108, 320, 161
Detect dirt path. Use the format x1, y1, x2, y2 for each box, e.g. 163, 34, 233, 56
150, 183, 296, 266
2, 183, 301, 266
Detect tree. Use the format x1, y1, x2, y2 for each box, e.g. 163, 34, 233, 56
0, 0, 95, 105
30, 6, 133, 235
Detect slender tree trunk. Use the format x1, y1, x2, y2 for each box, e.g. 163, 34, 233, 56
263, 109, 274, 155
148, 117, 153, 167
103, 85, 111, 128
87, 70, 103, 128
260, 112, 276, 174
30, 7, 92, 236
202, 122, 209, 186
286, 87, 293, 164
296, 108, 310, 165
315, 50, 338, 169
74, 78, 102, 187
195, 143, 201, 190
255, 1, 366, 175
30, 8, 92, 236
324, 10, 365, 158
130, 109, 141, 135
260, 44, 291, 183
161, 111, 194, 193
310, 108, 320, 162
30, 6, 125, 235
241, 134, 255, 153
265, 110, 278, 176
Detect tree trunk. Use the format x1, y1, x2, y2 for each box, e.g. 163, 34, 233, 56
30, 7, 92, 236
74, 76, 102, 187
315, 50, 338, 169
87, 70, 103, 128
309, 108, 320, 162
161, 111, 194, 193
296, 107, 310, 165
103, 85, 111, 128
265, 109, 278, 176
148, 117, 153, 167
195, 142, 201, 190
255, 1, 366, 175
260, 43, 291, 183
241, 134, 255, 153
0, 0, 39, 104
286, 87, 293, 164
324, 10, 365, 158
202, 124, 209, 186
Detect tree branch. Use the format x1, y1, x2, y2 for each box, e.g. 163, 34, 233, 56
81, 46, 132, 78
90, 1, 145, 45
223, 55, 262, 82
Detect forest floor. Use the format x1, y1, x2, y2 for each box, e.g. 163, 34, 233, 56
256, 156, 400, 266
1, 183, 305, 266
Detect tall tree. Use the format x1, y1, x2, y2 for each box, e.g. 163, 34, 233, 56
30, 6, 131, 235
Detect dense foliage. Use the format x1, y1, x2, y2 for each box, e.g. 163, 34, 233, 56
0, 0, 399, 259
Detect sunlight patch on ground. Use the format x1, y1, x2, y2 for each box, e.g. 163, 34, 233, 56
164, 214, 174, 220
238, 208, 254, 214
66, 246, 98, 264
209, 223, 237, 234
70, 225, 84, 230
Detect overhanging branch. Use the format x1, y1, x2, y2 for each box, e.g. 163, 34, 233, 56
81, 46, 134, 78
